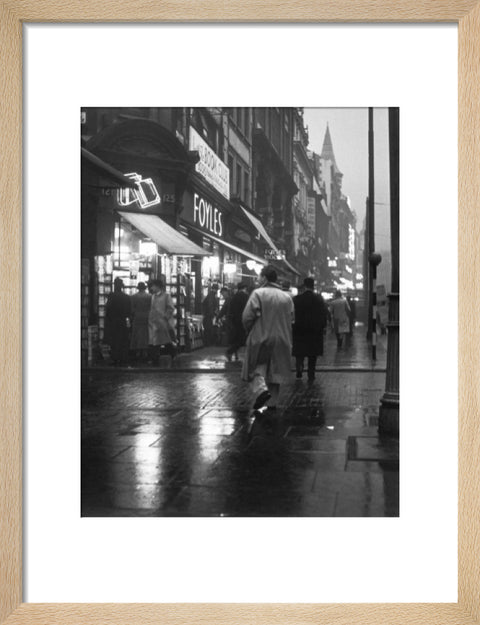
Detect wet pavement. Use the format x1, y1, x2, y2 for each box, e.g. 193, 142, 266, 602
89, 323, 387, 372
82, 330, 398, 517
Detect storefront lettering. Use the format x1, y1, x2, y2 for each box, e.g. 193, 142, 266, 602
193, 193, 223, 237
189, 127, 230, 200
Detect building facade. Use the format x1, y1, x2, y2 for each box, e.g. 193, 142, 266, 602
81, 107, 303, 364
251, 107, 299, 274
309, 150, 331, 286
318, 124, 357, 292
292, 109, 316, 276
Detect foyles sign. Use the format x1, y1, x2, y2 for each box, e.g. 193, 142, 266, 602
189, 127, 230, 200
193, 193, 224, 237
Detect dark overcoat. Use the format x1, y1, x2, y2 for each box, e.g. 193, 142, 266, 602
227, 290, 249, 346
130, 291, 151, 350
292, 290, 328, 357
104, 291, 131, 362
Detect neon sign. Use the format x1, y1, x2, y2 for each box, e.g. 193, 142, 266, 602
193, 192, 223, 237
118, 173, 161, 209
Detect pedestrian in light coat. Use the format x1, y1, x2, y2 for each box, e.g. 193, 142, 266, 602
330, 289, 351, 348
242, 266, 294, 412
346, 295, 357, 335
292, 277, 328, 381
148, 278, 176, 364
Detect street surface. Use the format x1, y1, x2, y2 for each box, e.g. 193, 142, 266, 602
82, 327, 398, 517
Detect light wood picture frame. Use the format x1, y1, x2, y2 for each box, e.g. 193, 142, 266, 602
1, 1, 478, 623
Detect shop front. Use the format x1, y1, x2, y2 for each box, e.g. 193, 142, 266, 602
113, 211, 209, 352
85, 199, 210, 357
81, 147, 139, 366
81, 118, 210, 360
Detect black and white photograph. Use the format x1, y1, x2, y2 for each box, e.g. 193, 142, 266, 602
81, 107, 399, 517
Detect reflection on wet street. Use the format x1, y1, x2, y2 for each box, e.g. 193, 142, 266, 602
82, 368, 398, 517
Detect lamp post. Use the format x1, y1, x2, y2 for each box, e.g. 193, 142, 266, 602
379, 107, 400, 436
369, 252, 382, 360
367, 108, 375, 339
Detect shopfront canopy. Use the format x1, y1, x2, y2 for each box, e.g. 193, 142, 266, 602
189, 226, 267, 266
280, 258, 301, 276
118, 212, 210, 256
241, 207, 279, 254
241, 207, 300, 276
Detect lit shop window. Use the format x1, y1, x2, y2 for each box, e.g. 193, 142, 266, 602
223, 262, 237, 275
202, 255, 220, 278
246, 259, 263, 275
114, 225, 124, 240
139, 240, 157, 257
118, 173, 161, 209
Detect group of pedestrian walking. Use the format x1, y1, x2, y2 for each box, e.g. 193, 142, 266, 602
240, 266, 353, 415
104, 270, 354, 421
104, 277, 177, 366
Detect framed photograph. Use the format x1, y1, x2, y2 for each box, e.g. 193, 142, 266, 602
1, 1, 478, 624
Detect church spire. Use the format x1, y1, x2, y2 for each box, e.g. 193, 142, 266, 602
321, 123, 339, 170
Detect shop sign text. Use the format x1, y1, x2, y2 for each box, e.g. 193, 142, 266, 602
264, 248, 285, 260
189, 127, 230, 200
193, 193, 223, 237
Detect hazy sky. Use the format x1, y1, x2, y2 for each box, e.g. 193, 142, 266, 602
303, 107, 391, 252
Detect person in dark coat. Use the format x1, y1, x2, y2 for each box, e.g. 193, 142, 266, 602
217, 286, 232, 347
130, 282, 151, 363
223, 282, 249, 361
292, 277, 328, 382
104, 277, 132, 366
202, 284, 219, 346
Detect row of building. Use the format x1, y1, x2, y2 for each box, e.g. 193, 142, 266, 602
81, 107, 359, 361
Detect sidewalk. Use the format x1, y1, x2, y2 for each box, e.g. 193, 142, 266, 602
88, 324, 387, 373
82, 366, 397, 517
